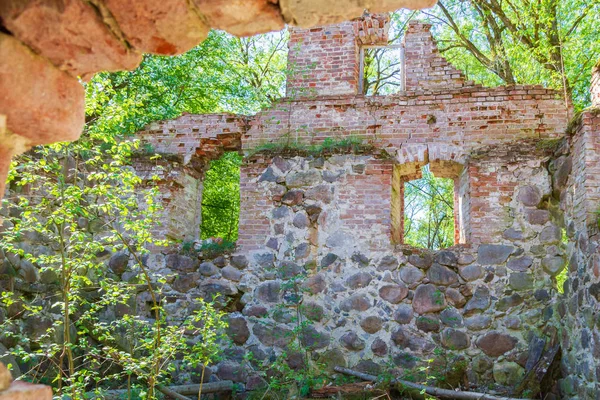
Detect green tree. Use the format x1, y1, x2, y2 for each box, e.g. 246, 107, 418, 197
424, 0, 600, 110
86, 30, 287, 137
363, 3, 599, 109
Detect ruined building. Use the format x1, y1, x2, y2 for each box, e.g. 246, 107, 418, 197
2, 13, 600, 399
134, 15, 600, 398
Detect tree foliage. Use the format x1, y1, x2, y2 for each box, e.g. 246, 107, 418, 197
1, 117, 232, 398
423, 0, 600, 110
364, 2, 599, 110
86, 30, 287, 138
201, 152, 243, 242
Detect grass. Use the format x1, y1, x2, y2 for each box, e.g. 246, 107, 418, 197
247, 135, 380, 158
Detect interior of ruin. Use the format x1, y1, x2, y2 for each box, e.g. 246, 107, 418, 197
1, 1, 600, 400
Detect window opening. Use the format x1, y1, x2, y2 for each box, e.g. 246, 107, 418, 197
200, 152, 242, 244
403, 164, 455, 250
555, 227, 569, 294
359, 45, 405, 95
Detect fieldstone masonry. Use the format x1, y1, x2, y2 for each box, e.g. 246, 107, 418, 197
3, 13, 600, 400
130, 16, 600, 398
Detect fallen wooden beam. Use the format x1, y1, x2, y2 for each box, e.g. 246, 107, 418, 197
166, 381, 234, 395
84, 381, 233, 399
311, 381, 383, 398
157, 385, 192, 400
334, 366, 529, 400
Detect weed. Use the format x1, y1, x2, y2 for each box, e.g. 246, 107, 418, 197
247, 260, 329, 398
198, 240, 236, 258
535, 138, 563, 152
247, 135, 378, 158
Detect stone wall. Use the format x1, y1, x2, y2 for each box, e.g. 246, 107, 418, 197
120, 17, 588, 397
553, 108, 600, 398
134, 113, 244, 242
0, 145, 574, 396
133, 156, 204, 242
26, 140, 562, 395
137, 21, 568, 245
117, 17, 593, 398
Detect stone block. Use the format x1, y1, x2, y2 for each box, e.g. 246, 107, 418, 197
0, 0, 141, 80
440, 328, 469, 350
340, 331, 365, 351
0, 381, 52, 400
0, 33, 84, 146
477, 244, 514, 265
379, 284, 408, 304
346, 272, 372, 289
360, 316, 383, 334
412, 284, 446, 314
427, 263, 459, 286
476, 331, 517, 357
102, 0, 209, 55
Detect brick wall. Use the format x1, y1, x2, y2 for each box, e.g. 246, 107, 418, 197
284, 18, 469, 97
576, 112, 600, 228
243, 86, 567, 153
336, 159, 393, 250
468, 160, 518, 245
403, 21, 466, 91
456, 167, 470, 244
561, 111, 600, 232
553, 108, 600, 398
133, 157, 204, 243
285, 13, 389, 98
238, 159, 272, 251
135, 113, 245, 241
138, 112, 244, 163
468, 142, 553, 245
135, 16, 569, 253
246, 20, 567, 153
286, 22, 359, 97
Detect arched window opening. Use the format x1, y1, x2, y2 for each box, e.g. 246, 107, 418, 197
200, 152, 242, 244
391, 160, 468, 249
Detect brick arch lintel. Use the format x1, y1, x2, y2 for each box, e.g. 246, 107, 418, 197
394, 143, 467, 179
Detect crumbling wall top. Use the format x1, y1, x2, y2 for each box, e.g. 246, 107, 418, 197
403, 20, 466, 91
